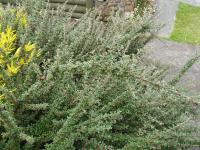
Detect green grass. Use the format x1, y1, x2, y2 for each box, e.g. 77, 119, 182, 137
170, 2, 200, 45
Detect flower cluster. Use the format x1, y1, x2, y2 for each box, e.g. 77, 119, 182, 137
0, 8, 39, 101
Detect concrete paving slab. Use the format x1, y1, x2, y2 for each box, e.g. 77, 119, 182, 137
145, 39, 200, 95
154, 0, 179, 37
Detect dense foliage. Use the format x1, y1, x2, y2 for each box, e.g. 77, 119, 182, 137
0, 7, 39, 104
0, 0, 199, 150
137, 0, 154, 12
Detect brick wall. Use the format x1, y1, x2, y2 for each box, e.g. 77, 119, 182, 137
95, 0, 136, 17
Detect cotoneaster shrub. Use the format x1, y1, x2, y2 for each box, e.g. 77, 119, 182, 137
0, 0, 199, 150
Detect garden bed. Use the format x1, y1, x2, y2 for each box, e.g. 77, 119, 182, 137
0, 0, 200, 150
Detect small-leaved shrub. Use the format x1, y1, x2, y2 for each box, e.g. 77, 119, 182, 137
0, 0, 199, 150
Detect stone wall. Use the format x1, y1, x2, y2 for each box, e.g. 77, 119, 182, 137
95, 0, 136, 17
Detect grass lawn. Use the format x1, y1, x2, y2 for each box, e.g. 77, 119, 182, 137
170, 2, 200, 45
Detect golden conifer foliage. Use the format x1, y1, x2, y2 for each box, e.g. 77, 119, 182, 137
0, 7, 39, 101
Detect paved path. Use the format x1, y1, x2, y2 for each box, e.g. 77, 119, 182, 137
154, 0, 179, 37
145, 39, 200, 95
155, 0, 200, 37
148, 0, 200, 95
